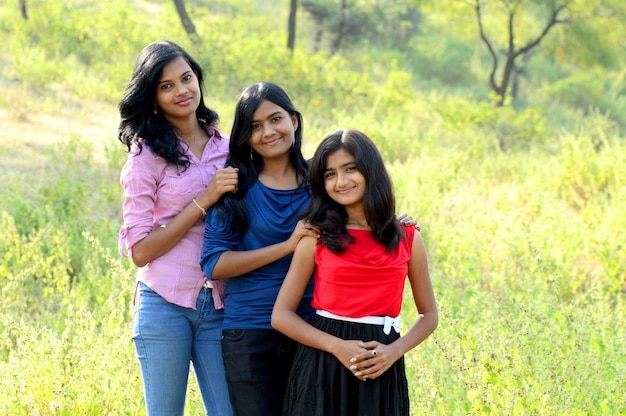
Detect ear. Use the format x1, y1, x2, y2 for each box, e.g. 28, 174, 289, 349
291, 112, 299, 131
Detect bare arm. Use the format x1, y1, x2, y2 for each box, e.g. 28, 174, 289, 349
211, 219, 318, 279
350, 231, 438, 380
131, 167, 238, 267
271, 236, 368, 370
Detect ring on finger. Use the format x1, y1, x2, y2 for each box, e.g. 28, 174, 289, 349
371, 350, 377, 357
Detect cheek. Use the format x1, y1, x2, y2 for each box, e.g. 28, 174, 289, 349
248, 131, 261, 146
324, 179, 334, 194
155, 91, 169, 106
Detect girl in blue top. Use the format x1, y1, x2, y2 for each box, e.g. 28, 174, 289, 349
200, 82, 318, 415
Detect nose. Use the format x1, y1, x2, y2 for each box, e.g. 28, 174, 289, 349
175, 83, 189, 96
261, 123, 275, 137
336, 172, 349, 187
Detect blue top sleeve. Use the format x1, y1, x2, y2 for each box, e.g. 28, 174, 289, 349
200, 204, 239, 281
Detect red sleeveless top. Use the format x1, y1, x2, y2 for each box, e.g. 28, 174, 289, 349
311, 225, 415, 318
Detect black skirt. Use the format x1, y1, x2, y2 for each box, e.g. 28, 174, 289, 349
282, 314, 409, 416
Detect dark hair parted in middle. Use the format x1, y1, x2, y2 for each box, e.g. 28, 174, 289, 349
300, 129, 405, 254
219, 82, 309, 235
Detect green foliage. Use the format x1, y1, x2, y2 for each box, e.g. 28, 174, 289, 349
408, 35, 476, 86
0, 0, 624, 414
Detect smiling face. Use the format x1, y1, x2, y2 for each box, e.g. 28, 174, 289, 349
248, 99, 298, 161
323, 148, 366, 209
155, 56, 201, 123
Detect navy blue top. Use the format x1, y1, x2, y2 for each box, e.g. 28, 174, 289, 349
200, 180, 314, 330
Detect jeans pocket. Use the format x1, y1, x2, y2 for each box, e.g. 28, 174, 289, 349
222, 329, 245, 342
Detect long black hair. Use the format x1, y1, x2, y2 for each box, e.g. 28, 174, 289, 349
300, 129, 404, 254
117, 40, 219, 169
219, 82, 309, 235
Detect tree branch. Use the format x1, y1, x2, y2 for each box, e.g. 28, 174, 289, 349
507, 12, 514, 54
515, 2, 567, 58
475, 0, 499, 93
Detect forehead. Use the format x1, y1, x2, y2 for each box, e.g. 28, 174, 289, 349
252, 99, 287, 120
325, 148, 355, 168
159, 56, 192, 81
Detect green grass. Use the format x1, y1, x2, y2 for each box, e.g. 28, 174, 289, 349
0, 0, 624, 414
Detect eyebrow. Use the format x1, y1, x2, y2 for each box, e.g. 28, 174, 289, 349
158, 70, 193, 85
324, 160, 356, 171
252, 111, 282, 123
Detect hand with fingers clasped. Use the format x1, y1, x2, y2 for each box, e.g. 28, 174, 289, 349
332, 339, 369, 379
349, 340, 399, 381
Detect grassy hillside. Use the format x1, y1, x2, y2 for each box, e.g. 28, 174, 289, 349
0, 0, 624, 414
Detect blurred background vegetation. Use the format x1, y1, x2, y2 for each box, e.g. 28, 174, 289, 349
0, 0, 624, 414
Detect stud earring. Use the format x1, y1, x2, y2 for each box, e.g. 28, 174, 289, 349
250, 147, 253, 160
153, 105, 158, 115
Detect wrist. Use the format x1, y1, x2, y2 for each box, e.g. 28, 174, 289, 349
192, 198, 206, 216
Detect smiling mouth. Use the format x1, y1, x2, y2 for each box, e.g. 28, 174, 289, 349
263, 137, 281, 145
176, 97, 193, 105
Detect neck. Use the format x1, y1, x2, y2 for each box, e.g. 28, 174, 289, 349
258, 160, 298, 190
167, 114, 200, 143
346, 208, 368, 229
178, 122, 201, 145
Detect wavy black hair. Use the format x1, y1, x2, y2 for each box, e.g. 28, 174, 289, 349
117, 40, 219, 169
218, 82, 309, 235
300, 129, 404, 254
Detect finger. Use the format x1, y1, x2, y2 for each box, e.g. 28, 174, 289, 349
358, 340, 379, 349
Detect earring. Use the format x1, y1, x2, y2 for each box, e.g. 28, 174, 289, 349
250, 147, 253, 160
153, 105, 158, 115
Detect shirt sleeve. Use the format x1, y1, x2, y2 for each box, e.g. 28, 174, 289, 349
118, 148, 160, 258
200, 203, 239, 280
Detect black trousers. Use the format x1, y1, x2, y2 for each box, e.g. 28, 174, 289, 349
221, 329, 297, 416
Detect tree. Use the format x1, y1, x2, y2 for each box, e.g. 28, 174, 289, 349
173, 0, 200, 44
473, 0, 568, 107
287, 0, 298, 53
301, 0, 420, 56
19, 0, 27, 19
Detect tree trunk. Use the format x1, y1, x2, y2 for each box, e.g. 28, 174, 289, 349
287, 0, 298, 53
330, 0, 347, 56
173, 0, 200, 43
19, 0, 27, 19
312, 28, 323, 53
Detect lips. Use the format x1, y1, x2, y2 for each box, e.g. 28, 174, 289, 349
176, 96, 193, 106
336, 187, 355, 194
263, 137, 281, 146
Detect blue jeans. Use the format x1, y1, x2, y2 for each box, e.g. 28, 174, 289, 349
132, 282, 233, 416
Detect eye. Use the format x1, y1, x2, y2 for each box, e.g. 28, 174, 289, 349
252, 123, 261, 130
160, 83, 172, 90
272, 116, 282, 123
183, 74, 193, 82
324, 171, 335, 179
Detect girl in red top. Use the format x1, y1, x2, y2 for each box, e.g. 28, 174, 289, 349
272, 129, 438, 416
